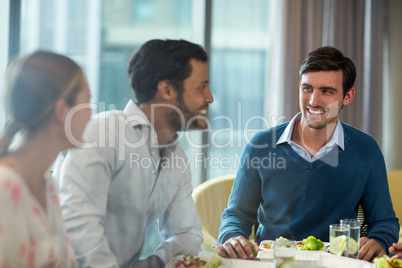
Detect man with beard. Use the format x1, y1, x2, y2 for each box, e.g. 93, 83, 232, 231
53, 39, 213, 268
217, 46, 399, 262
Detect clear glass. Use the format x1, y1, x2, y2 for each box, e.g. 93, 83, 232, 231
340, 218, 361, 259
273, 240, 296, 268
329, 224, 350, 257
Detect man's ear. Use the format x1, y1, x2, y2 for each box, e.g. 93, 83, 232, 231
156, 80, 177, 101
343, 87, 355, 106
53, 99, 69, 125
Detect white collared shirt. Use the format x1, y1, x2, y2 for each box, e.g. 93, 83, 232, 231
53, 100, 202, 267
276, 112, 344, 162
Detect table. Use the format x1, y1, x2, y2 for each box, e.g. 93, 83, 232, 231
196, 251, 319, 268
190, 251, 374, 268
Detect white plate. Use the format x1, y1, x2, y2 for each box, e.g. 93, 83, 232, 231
257, 251, 374, 268
318, 252, 375, 268
259, 240, 274, 251
167, 254, 272, 268
257, 249, 324, 261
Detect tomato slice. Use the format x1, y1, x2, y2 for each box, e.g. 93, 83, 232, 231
175, 260, 185, 267
386, 259, 400, 268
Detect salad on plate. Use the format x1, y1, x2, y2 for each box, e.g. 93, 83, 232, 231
260, 236, 326, 251
373, 254, 402, 268
173, 254, 223, 268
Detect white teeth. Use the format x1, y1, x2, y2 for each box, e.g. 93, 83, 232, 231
199, 110, 207, 115
308, 108, 324, 115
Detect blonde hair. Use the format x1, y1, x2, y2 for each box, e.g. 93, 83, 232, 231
0, 51, 83, 158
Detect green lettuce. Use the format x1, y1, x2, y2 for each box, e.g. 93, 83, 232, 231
373, 254, 402, 268
298, 236, 325, 251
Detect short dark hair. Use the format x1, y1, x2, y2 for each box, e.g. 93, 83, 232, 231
299, 46, 356, 97
126, 39, 208, 104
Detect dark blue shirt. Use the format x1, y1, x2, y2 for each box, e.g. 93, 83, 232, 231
218, 122, 399, 250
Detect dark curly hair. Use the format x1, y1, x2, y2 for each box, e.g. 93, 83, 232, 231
127, 39, 208, 104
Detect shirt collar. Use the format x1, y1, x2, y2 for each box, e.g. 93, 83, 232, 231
276, 112, 345, 150
123, 99, 152, 128
122, 99, 180, 148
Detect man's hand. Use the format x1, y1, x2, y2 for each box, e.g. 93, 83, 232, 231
216, 235, 258, 259
359, 237, 386, 261
132, 255, 165, 268
389, 243, 402, 259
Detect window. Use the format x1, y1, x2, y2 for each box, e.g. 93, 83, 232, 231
208, 0, 270, 179
100, 0, 194, 110
11, 0, 271, 257
14, 0, 272, 185
0, 1, 10, 131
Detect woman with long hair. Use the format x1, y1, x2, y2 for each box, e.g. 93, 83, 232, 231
0, 51, 91, 267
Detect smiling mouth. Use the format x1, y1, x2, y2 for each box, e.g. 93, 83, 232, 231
307, 107, 325, 115
199, 106, 209, 116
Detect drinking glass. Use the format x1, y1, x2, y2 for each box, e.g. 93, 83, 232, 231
340, 219, 361, 259
329, 224, 350, 257
273, 240, 296, 268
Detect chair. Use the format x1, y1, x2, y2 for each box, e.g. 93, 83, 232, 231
192, 174, 256, 251
388, 169, 402, 243
356, 204, 368, 237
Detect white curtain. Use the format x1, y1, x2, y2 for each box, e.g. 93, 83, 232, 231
264, 0, 387, 144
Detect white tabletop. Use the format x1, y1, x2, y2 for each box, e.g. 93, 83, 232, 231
184, 251, 374, 268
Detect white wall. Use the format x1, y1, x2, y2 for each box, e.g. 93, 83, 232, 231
0, 0, 10, 132
383, 0, 402, 171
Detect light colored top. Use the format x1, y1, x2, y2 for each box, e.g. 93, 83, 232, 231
276, 112, 344, 162
0, 166, 76, 268
53, 100, 203, 268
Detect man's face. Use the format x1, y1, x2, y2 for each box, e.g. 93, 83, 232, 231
170, 58, 213, 131
299, 70, 354, 130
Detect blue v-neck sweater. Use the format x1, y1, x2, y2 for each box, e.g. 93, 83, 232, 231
218, 122, 399, 250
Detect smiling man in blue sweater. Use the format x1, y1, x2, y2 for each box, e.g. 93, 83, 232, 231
217, 46, 399, 262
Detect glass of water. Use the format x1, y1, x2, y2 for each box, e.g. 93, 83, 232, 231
329, 224, 350, 257
340, 219, 361, 259
273, 240, 296, 268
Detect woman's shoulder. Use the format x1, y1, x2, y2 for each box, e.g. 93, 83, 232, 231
0, 166, 29, 211
0, 165, 24, 190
